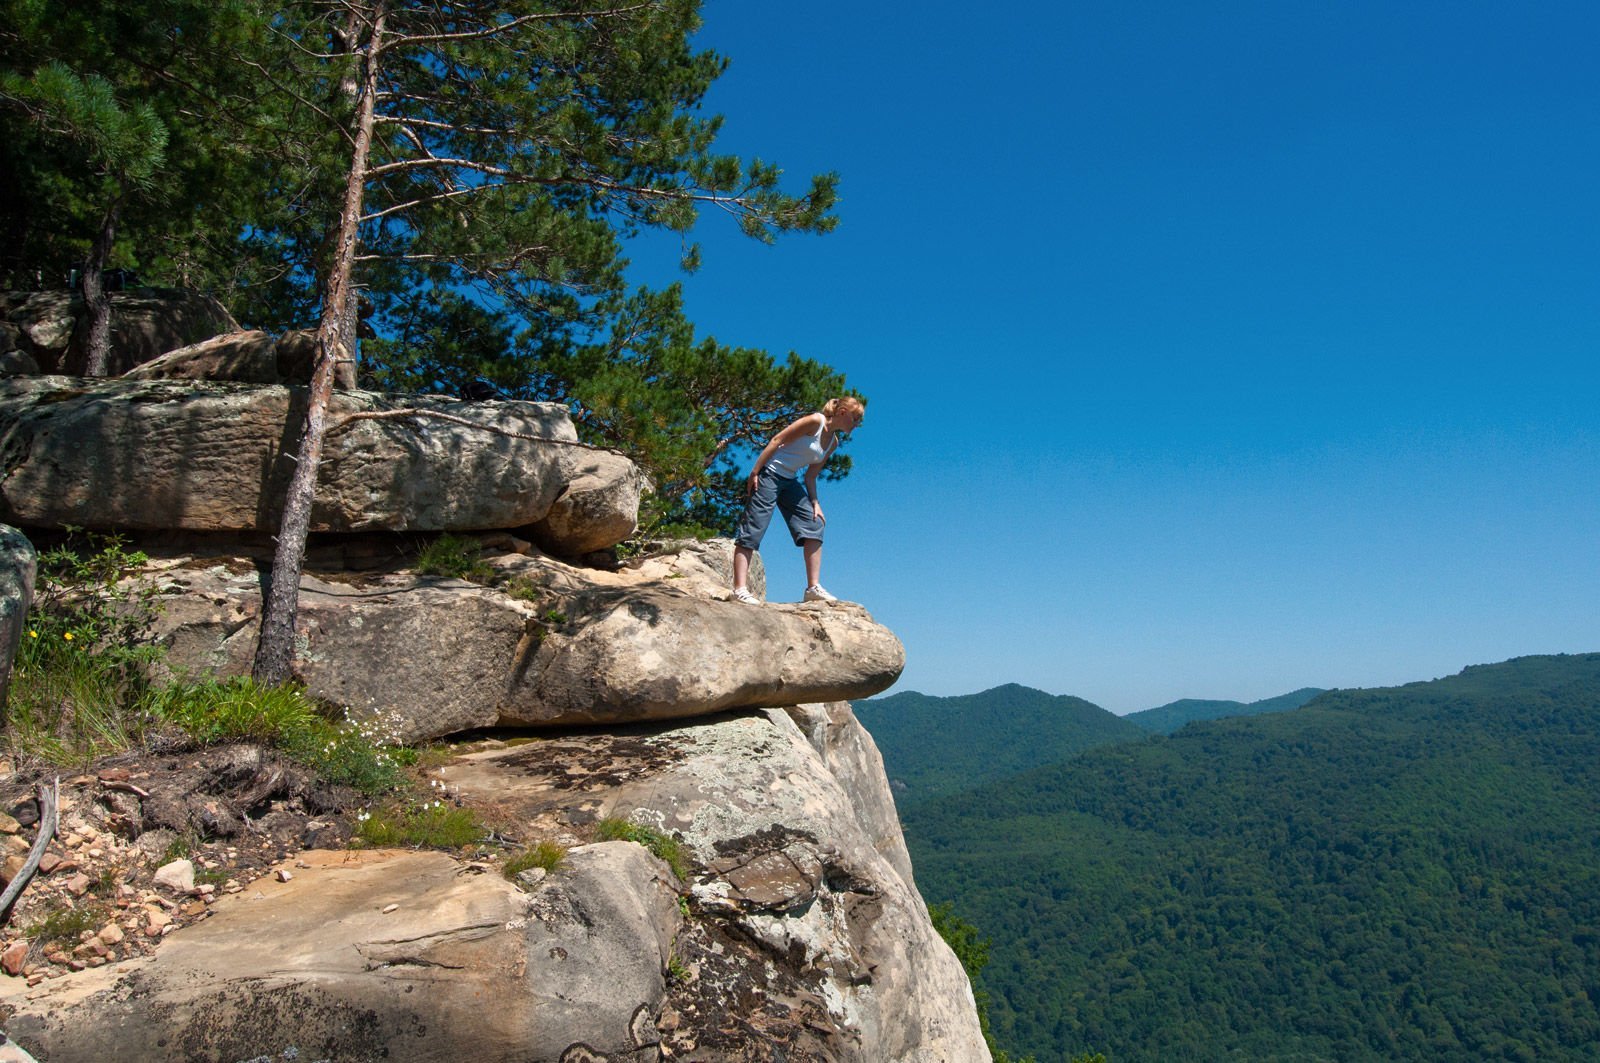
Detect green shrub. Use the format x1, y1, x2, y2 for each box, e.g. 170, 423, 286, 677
503, 840, 567, 879
596, 816, 689, 879
5, 530, 164, 766
415, 534, 495, 583
145, 677, 318, 745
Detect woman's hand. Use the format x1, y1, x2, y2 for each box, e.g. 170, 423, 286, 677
747, 468, 761, 496
811, 499, 826, 524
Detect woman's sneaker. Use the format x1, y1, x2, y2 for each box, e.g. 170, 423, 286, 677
803, 585, 837, 603
732, 587, 761, 605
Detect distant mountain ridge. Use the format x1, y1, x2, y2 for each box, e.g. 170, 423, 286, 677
1124, 685, 1326, 733
904, 652, 1600, 1061
852, 683, 1144, 806
855, 681, 1326, 806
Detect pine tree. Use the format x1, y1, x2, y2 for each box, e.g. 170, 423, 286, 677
250, 0, 843, 683
0, 0, 274, 373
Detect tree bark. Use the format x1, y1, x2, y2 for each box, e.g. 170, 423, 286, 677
252, 4, 387, 685
80, 198, 122, 377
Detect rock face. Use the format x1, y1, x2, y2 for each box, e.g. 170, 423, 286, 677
1, 844, 682, 1061
150, 542, 902, 742
437, 706, 990, 1061
0, 524, 35, 708
0, 354, 985, 1058
0, 378, 638, 542
0, 289, 238, 376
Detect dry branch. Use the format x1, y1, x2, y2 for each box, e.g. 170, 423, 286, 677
0, 778, 59, 925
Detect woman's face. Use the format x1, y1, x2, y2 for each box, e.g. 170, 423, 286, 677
829, 406, 863, 433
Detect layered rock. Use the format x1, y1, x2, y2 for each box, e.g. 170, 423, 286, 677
0, 378, 638, 545
506, 587, 905, 727
149, 541, 901, 742
532, 448, 650, 557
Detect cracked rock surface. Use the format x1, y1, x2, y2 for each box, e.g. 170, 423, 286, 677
0, 845, 681, 1062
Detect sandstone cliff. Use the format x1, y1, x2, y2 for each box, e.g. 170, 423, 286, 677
0, 376, 991, 1062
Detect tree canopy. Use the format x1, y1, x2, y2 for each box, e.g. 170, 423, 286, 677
2, 0, 855, 531
4, 0, 859, 680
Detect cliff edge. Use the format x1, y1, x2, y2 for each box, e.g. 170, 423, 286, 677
0, 376, 990, 1062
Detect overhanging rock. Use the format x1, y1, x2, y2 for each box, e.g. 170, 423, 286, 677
151, 548, 902, 743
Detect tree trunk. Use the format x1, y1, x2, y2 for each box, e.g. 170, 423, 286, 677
80, 199, 121, 377
252, 4, 386, 685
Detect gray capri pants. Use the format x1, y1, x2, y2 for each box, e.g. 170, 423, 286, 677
734, 468, 825, 548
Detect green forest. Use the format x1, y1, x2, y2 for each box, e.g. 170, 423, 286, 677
875, 654, 1600, 1061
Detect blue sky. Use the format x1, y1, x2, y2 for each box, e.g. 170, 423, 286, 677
637, 1, 1599, 713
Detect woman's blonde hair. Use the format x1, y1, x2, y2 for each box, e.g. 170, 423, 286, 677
822, 396, 865, 421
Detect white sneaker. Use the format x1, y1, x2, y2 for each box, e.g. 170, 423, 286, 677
803, 585, 837, 603
732, 587, 761, 605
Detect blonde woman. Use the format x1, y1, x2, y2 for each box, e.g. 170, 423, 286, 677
731, 397, 865, 604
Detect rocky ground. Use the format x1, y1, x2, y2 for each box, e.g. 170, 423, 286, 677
0, 743, 371, 988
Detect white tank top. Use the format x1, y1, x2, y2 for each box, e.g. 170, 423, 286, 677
764, 417, 836, 478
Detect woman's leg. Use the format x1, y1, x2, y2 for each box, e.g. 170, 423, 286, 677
732, 473, 780, 592
802, 538, 822, 588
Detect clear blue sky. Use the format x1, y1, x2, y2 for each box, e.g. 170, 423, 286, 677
639, 1, 1599, 713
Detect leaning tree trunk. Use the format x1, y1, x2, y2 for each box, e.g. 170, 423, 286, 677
79, 198, 121, 377
252, 6, 387, 685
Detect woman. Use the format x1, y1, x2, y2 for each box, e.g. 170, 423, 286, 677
731, 396, 865, 604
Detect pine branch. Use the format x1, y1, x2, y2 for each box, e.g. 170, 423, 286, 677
386, 2, 662, 48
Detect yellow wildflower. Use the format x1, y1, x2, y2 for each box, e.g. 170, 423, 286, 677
62, 632, 74, 641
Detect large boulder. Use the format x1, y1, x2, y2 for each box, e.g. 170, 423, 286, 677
0, 525, 35, 709
121, 330, 282, 384
505, 588, 905, 727
438, 706, 991, 1062
1, 288, 238, 375
122, 329, 344, 386
531, 447, 646, 556
0, 378, 617, 535
0, 844, 682, 1061
151, 550, 902, 742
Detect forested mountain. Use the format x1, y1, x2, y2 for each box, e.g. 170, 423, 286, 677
905, 654, 1600, 1061
1123, 686, 1326, 734
853, 684, 1146, 806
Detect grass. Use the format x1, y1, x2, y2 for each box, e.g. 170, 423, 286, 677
500, 574, 546, 602
27, 902, 107, 946
596, 816, 690, 880
6, 626, 156, 767
415, 533, 496, 583
667, 950, 689, 982
354, 802, 484, 849
503, 840, 567, 879
146, 678, 408, 795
